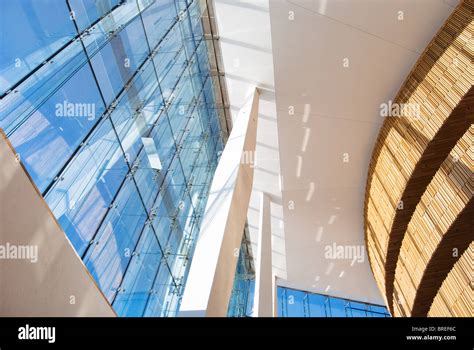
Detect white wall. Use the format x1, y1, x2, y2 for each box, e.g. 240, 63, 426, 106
268, 0, 458, 304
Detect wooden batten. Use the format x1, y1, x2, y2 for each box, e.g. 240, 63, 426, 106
364, 0, 474, 316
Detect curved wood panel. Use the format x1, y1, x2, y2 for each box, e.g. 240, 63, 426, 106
428, 243, 473, 317
393, 127, 473, 316
364, 1, 474, 315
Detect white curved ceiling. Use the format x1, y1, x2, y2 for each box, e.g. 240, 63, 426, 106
213, 0, 459, 305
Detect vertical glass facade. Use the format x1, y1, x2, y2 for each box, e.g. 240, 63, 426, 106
0, 0, 225, 317
227, 231, 255, 317
277, 287, 391, 317
227, 265, 390, 317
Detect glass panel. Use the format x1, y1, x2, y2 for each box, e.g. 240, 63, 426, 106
227, 242, 255, 317
285, 289, 305, 317
348, 306, 367, 317
277, 287, 287, 317
149, 110, 176, 160
139, 0, 177, 50
133, 149, 161, 211
151, 156, 186, 243
0, 0, 76, 95
0, 0, 143, 136
167, 69, 195, 144
273, 286, 390, 318
8, 63, 105, 192
69, 0, 121, 32
45, 118, 128, 254
308, 294, 328, 317
153, 25, 186, 99
79, 0, 143, 61
329, 298, 347, 317
0, 42, 86, 136
112, 225, 163, 317
83, 177, 147, 301
109, 60, 162, 165
143, 263, 176, 317
368, 304, 391, 317
89, 15, 149, 106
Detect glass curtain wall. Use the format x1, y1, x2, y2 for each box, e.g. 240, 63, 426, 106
278, 287, 391, 317
226, 265, 390, 317
0, 0, 225, 317
227, 235, 255, 317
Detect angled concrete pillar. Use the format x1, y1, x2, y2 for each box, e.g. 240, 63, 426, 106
179, 88, 259, 317
0, 130, 115, 316
253, 192, 274, 317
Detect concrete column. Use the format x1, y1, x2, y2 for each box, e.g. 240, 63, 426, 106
253, 192, 274, 317
178, 88, 259, 317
